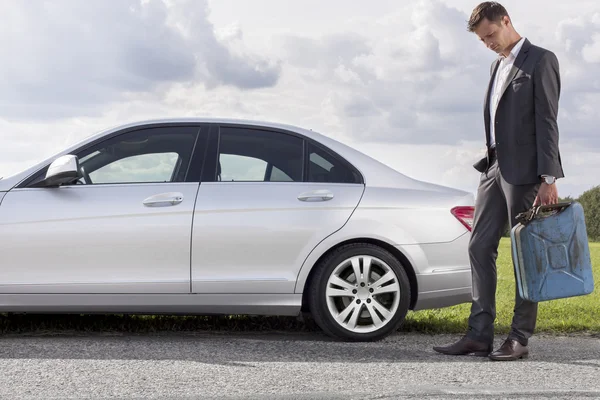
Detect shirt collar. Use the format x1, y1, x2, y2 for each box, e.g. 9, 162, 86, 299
502, 37, 526, 61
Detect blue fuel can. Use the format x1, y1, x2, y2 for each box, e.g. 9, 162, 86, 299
510, 201, 595, 302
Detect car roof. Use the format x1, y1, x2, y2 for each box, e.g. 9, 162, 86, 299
86, 117, 334, 144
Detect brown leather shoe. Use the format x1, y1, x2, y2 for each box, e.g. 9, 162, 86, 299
488, 338, 529, 361
433, 336, 492, 356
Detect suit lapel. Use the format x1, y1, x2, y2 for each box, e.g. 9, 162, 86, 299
484, 59, 500, 147
498, 38, 531, 103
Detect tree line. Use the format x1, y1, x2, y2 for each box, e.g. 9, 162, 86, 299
560, 185, 600, 242
501, 185, 600, 242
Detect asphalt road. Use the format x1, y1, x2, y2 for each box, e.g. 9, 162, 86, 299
0, 331, 599, 399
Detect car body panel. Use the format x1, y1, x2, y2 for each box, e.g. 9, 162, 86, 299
294, 185, 474, 294
0, 182, 199, 293
0, 293, 302, 316
401, 233, 472, 310
0, 117, 475, 321
294, 228, 472, 309
191, 182, 365, 293
346, 186, 475, 244
293, 217, 473, 305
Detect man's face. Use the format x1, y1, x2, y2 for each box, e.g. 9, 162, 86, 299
474, 16, 511, 55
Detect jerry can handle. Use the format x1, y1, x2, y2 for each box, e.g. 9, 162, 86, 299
516, 202, 572, 225
534, 202, 572, 217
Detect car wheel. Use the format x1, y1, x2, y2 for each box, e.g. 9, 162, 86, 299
309, 243, 411, 341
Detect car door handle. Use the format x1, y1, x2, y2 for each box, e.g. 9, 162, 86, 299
297, 190, 334, 202
143, 192, 184, 207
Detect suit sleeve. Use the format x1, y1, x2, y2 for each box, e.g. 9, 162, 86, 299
534, 51, 563, 179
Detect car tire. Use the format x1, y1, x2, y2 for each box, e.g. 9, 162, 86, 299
308, 243, 411, 342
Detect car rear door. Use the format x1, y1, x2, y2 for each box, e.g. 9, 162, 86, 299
191, 124, 365, 294
0, 124, 208, 294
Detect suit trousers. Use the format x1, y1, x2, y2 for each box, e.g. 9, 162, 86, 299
466, 153, 541, 346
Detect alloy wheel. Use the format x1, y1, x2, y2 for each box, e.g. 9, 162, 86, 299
325, 255, 401, 333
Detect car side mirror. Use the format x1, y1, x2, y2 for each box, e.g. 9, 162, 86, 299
35, 155, 81, 187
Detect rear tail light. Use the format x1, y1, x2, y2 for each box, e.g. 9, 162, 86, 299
451, 206, 474, 231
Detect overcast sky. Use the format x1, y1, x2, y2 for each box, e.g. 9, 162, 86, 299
1, 0, 599, 198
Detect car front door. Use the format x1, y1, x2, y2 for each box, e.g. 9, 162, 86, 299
191, 124, 365, 294
0, 124, 208, 294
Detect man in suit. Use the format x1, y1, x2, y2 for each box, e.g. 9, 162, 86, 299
433, 2, 564, 361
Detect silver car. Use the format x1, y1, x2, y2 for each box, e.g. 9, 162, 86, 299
0, 118, 474, 341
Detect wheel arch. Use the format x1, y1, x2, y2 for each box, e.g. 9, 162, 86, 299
300, 238, 419, 312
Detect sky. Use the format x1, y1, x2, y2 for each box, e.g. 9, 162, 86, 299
1, 0, 599, 198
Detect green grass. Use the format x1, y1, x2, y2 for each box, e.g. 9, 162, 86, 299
402, 238, 600, 335
0, 238, 598, 336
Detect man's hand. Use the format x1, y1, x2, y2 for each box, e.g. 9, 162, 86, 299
534, 183, 559, 206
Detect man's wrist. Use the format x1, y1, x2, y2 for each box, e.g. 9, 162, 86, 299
541, 175, 556, 185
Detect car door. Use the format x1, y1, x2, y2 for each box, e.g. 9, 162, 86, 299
0, 124, 208, 294
191, 124, 365, 294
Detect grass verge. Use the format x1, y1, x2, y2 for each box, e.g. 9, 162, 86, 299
402, 238, 600, 335
0, 238, 598, 336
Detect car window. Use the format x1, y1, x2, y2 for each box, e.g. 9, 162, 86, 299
88, 152, 180, 184
270, 166, 293, 182
307, 142, 361, 184
217, 127, 303, 182
74, 126, 200, 185
219, 154, 267, 182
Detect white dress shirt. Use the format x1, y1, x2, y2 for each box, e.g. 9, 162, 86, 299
489, 37, 526, 148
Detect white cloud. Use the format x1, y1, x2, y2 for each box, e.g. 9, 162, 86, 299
0, 0, 281, 120
555, 13, 600, 92
550, 12, 600, 150
582, 33, 600, 63
275, 0, 491, 146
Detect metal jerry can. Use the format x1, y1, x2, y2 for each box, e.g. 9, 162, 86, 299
510, 201, 595, 302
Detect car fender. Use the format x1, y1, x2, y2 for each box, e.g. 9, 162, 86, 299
293, 213, 429, 294
293, 187, 473, 294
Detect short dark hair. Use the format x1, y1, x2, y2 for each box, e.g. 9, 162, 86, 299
467, 2, 510, 32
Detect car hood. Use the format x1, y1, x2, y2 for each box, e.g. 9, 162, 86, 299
0, 172, 29, 191
0, 178, 11, 192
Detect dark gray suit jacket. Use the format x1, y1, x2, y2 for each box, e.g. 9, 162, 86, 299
473, 38, 565, 185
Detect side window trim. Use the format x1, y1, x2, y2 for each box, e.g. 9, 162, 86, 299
18, 123, 209, 188
212, 125, 304, 183
183, 124, 211, 183
304, 138, 364, 185
303, 139, 309, 183
200, 124, 220, 183
197, 123, 364, 185
75, 126, 202, 185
